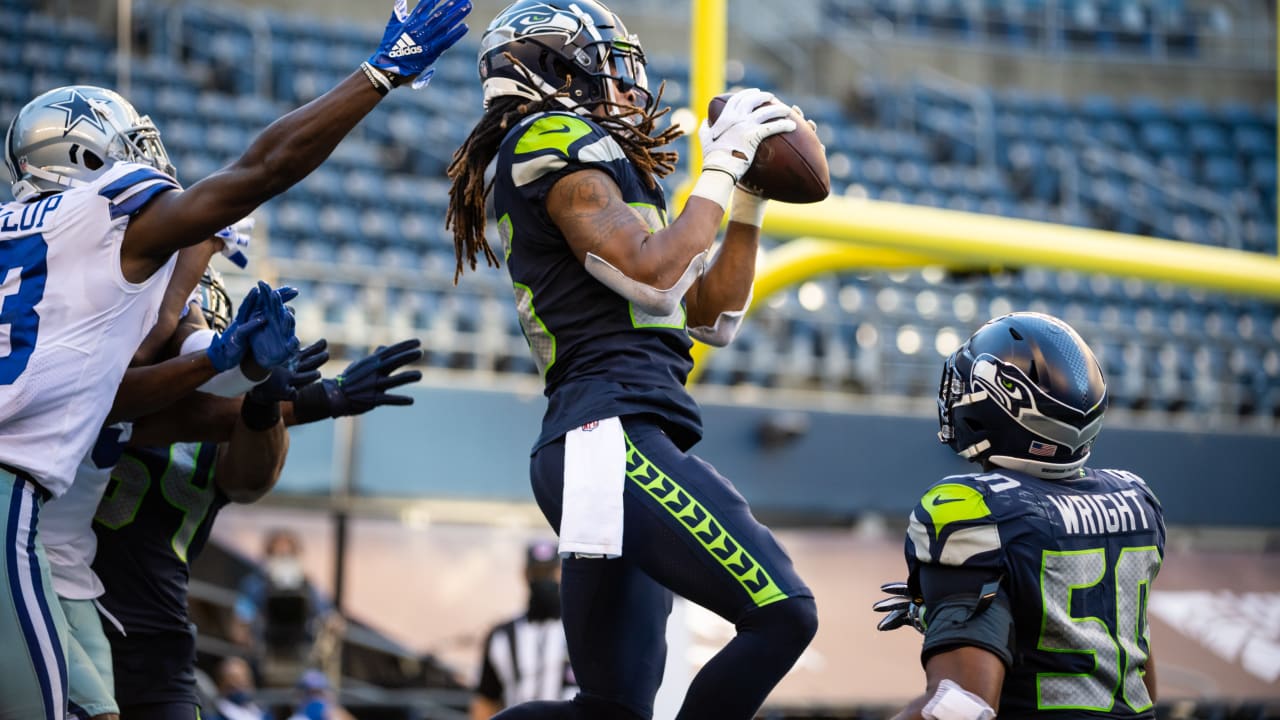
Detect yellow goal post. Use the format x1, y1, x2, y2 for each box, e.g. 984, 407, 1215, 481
682, 0, 1280, 380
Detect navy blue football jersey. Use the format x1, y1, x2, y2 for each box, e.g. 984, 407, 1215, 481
492, 111, 702, 451
92, 442, 228, 634
905, 467, 1165, 719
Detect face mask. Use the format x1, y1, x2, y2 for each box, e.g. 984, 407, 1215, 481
226, 690, 253, 706
265, 557, 305, 589
526, 578, 561, 621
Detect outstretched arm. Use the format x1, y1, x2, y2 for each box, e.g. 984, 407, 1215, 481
215, 415, 289, 504
130, 239, 220, 365
120, 0, 472, 281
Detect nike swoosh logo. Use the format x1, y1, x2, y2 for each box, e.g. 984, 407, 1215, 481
539, 124, 572, 135
931, 496, 964, 506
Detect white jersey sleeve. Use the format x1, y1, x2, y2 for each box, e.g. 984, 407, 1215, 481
0, 162, 180, 496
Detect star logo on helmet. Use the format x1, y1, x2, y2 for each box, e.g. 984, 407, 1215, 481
46, 89, 108, 137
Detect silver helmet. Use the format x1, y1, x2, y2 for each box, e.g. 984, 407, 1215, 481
4, 85, 174, 202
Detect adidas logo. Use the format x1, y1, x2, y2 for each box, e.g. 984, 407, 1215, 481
388, 33, 423, 58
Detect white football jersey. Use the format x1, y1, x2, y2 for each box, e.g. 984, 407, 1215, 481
0, 162, 179, 496
43, 423, 132, 600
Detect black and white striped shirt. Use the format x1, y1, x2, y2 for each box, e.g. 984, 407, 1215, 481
476, 616, 576, 705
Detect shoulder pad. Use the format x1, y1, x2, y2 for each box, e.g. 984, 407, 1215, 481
94, 161, 181, 220
908, 477, 1004, 568
1095, 467, 1163, 508
506, 112, 626, 188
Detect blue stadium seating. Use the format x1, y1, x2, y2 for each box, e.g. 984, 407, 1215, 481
0, 1, 1274, 418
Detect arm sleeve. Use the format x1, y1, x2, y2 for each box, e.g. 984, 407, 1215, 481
475, 627, 504, 700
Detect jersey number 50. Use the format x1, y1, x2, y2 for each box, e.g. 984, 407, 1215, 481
0, 233, 48, 384
1037, 546, 1161, 713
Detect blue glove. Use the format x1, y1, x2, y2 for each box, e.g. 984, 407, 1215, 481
247, 281, 301, 370
367, 0, 472, 89
293, 339, 423, 422
214, 217, 253, 269
249, 339, 329, 403
205, 286, 266, 372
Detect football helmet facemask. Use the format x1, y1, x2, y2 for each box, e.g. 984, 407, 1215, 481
938, 312, 1108, 480
196, 266, 234, 334
478, 0, 651, 115
5, 85, 174, 202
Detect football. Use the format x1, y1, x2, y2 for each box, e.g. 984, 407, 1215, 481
707, 93, 831, 204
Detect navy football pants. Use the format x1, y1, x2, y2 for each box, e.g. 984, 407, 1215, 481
497, 416, 817, 720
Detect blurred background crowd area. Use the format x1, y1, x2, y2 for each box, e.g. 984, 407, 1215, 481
2, 0, 1277, 717
2, 0, 1275, 420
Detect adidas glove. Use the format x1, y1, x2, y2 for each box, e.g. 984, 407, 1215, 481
214, 216, 253, 269
367, 0, 472, 90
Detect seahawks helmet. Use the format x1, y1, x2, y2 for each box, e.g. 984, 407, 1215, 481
938, 312, 1108, 480
196, 266, 233, 334
478, 0, 650, 112
5, 85, 174, 202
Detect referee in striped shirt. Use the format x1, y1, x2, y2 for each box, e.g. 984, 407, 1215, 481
470, 540, 577, 719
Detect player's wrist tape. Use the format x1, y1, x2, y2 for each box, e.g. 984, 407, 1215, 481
922, 680, 995, 720
292, 380, 337, 425
239, 395, 281, 432
729, 188, 767, 227
689, 169, 737, 212
360, 61, 402, 96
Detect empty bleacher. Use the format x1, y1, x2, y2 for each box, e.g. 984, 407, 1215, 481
0, 0, 1275, 421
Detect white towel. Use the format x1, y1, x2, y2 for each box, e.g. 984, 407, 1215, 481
559, 417, 626, 558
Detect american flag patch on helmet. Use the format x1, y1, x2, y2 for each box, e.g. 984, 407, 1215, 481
1028, 440, 1058, 457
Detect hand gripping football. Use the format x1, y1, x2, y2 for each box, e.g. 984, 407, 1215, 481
707, 93, 831, 204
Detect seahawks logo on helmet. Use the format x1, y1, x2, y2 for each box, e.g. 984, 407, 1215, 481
970, 353, 1104, 453
487, 2, 582, 41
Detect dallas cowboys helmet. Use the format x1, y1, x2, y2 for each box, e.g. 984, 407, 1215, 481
938, 312, 1108, 480
5, 85, 174, 202
478, 0, 650, 112
196, 266, 233, 334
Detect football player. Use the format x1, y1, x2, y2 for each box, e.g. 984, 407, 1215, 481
874, 312, 1165, 720
444, 2, 816, 718
92, 275, 423, 720
0, 1, 469, 715
43, 271, 301, 720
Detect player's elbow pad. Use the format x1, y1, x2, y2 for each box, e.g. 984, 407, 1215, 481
584, 250, 707, 317
180, 329, 267, 397
688, 288, 752, 347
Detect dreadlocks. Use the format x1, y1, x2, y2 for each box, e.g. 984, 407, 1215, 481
445, 65, 682, 283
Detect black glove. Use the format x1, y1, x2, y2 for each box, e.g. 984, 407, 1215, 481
249, 339, 330, 403
293, 339, 423, 423
872, 581, 925, 633
240, 340, 329, 431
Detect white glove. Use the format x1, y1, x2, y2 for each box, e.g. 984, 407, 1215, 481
214, 216, 254, 268
698, 88, 796, 183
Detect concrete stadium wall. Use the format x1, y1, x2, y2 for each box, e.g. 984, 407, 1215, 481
278, 380, 1280, 527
